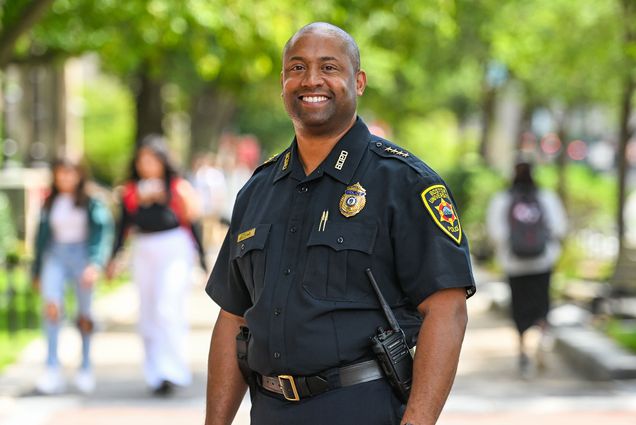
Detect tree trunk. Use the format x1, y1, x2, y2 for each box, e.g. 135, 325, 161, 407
516, 98, 535, 152
133, 69, 164, 145
0, 0, 56, 68
478, 82, 496, 164
616, 74, 635, 253
617, 0, 636, 254
188, 85, 236, 162
555, 118, 568, 205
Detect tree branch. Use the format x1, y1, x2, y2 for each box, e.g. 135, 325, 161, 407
0, 0, 56, 68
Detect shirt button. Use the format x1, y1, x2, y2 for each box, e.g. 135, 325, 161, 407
240, 243, 245, 250
274, 308, 282, 316
337, 236, 344, 244
298, 186, 308, 193
376, 142, 383, 148
290, 226, 297, 233
284, 268, 291, 275
273, 352, 281, 359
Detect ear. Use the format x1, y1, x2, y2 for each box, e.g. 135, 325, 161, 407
355, 70, 367, 96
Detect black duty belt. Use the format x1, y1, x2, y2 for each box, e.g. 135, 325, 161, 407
257, 359, 384, 401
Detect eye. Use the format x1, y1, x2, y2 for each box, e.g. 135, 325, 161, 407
323, 64, 337, 71
289, 64, 305, 71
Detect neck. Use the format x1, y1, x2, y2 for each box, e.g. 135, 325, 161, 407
295, 116, 356, 175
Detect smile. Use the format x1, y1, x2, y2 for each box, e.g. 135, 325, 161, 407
300, 96, 329, 103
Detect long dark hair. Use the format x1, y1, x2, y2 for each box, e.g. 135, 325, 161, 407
129, 134, 179, 197
511, 161, 537, 192
44, 157, 90, 210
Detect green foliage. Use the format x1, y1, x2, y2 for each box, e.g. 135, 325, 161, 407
82, 75, 134, 185
491, 0, 623, 106
0, 193, 16, 258
605, 319, 636, 354
564, 164, 617, 230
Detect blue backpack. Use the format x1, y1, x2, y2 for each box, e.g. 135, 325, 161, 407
508, 189, 549, 258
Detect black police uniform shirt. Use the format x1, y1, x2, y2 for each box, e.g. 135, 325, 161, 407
206, 117, 476, 378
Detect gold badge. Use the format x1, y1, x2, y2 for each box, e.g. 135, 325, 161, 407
421, 184, 462, 244
339, 182, 366, 218
237, 228, 256, 242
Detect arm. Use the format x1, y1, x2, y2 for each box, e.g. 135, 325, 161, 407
174, 178, 201, 223
106, 202, 131, 280
83, 199, 115, 287
401, 287, 468, 425
31, 211, 48, 282
205, 308, 248, 425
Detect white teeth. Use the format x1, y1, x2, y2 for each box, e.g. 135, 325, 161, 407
302, 96, 328, 103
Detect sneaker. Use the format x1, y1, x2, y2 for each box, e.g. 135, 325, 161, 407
36, 368, 66, 395
74, 369, 96, 394
152, 380, 175, 397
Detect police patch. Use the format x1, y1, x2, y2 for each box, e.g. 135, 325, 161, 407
420, 184, 462, 244
339, 182, 366, 218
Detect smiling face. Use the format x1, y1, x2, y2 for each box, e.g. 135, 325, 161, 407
281, 28, 366, 137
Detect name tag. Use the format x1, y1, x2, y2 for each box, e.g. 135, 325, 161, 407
237, 228, 256, 242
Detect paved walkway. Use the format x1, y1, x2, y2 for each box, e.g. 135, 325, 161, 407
0, 271, 635, 424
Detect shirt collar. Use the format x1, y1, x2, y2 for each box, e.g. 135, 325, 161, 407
273, 116, 371, 185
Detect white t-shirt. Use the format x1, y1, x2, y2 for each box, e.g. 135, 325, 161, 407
50, 194, 88, 243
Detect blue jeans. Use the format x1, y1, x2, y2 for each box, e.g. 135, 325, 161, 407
40, 242, 93, 370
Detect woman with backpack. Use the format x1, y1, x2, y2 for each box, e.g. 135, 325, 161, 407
107, 135, 203, 396
32, 158, 113, 394
487, 160, 567, 378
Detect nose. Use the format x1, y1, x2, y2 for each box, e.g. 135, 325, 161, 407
301, 66, 323, 88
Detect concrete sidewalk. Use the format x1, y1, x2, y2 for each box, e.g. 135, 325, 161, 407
0, 270, 635, 425
0, 274, 252, 425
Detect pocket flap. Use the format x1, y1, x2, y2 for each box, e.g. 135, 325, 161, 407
307, 221, 377, 254
232, 223, 271, 258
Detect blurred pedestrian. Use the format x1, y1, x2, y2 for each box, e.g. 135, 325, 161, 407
107, 135, 203, 396
189, 152, 227, 259
32, 157, 114, 394
487, 160, 567, 377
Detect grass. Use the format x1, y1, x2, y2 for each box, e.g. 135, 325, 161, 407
0, 330, 40, 373
605, 319, 636, 354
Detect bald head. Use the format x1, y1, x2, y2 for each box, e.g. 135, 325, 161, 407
283, 22, 361, 72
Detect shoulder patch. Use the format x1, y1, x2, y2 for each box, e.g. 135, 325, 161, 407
420, 184, 462, 245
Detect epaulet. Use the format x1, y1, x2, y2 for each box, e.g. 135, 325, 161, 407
369, 138, 432, 177
254, 151, 283, 174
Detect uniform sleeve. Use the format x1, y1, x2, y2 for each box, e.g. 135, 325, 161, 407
391, 173, 475, 306
205, 230, 252, 316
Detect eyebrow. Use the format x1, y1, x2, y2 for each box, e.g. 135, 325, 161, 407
287, 56, 340, 62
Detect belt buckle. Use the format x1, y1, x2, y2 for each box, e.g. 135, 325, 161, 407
277, 375, 300, 401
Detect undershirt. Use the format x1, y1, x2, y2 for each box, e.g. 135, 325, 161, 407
49, 194, 88, 243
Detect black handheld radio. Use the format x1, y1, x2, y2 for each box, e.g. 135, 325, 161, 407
366, 268, 413, 403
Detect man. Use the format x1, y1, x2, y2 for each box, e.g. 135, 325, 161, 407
205, 22, 475, 425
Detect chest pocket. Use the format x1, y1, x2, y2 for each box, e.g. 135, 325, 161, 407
231, 223, 271, 303
302, 221, 377, 302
